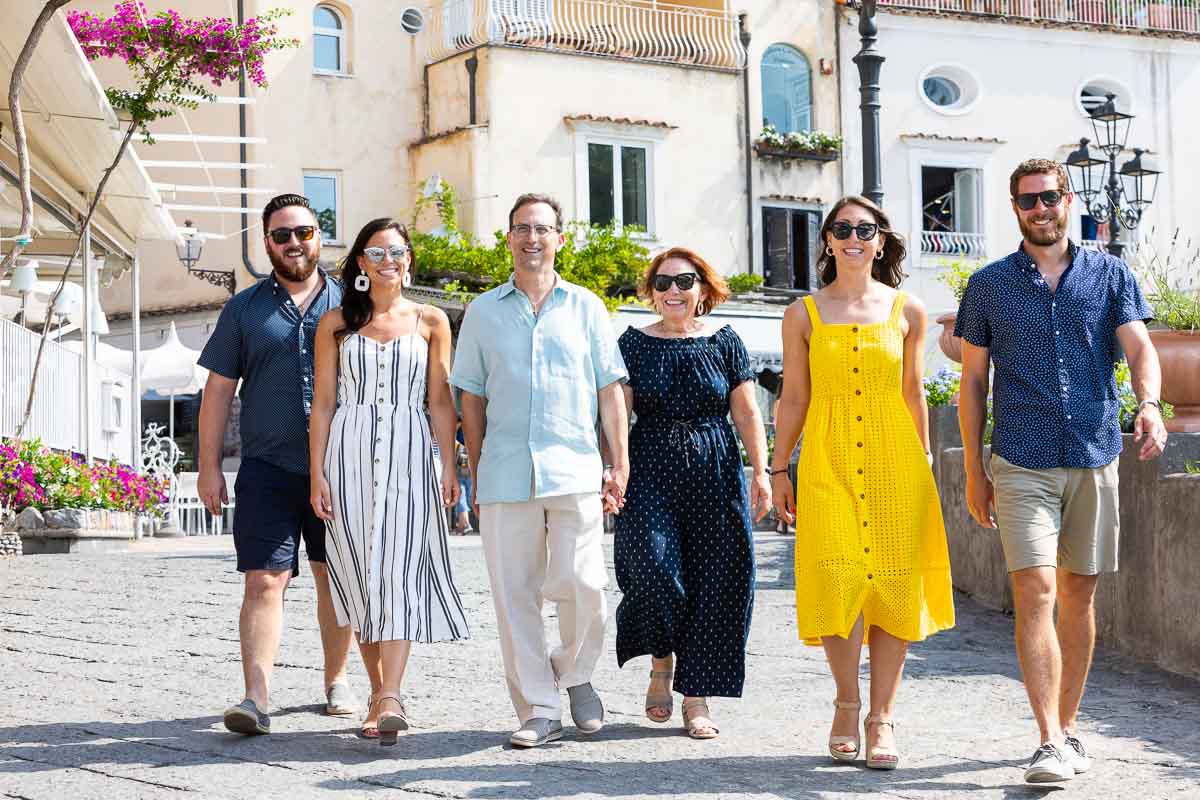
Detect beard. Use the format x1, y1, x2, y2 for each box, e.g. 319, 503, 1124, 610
1018, 206, 1070, 246
267, 244, 319, 282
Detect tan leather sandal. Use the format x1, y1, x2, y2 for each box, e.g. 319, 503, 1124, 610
358, 693, 380, 739
376, 693, 409, 747
681, 698, 719, 740
829, 699, 862, 762
864, 714, 899, 770
645, 670, 673, 723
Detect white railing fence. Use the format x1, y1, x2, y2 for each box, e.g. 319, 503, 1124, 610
1, 319, 133, 465
879, 0, 1200, 35
921, 230, 988, 258
427, 0, 747, 69
1082, 238, 1139, 259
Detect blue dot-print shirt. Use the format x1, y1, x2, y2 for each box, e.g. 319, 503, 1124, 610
954, 241, 1152, 470
199, 271, 343, 475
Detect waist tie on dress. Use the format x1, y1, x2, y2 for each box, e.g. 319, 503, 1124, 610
641, 415, 725, 468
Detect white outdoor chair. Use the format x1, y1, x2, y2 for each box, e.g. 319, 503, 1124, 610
173, 472, 220, 535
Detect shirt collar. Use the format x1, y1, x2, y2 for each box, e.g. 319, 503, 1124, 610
497, 271, 566, 300
270, 267, 330, 299
1013, 239, 1080, 273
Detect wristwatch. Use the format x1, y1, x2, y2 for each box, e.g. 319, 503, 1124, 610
1137, 399, 1162, 413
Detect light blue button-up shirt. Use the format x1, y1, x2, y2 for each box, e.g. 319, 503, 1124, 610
449, 274, 627, 504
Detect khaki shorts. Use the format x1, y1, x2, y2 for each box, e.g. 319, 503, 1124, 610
990, 454, 1119, 575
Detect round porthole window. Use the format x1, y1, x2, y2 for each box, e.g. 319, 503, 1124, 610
400, 7, 425, 35
1076, 78, 1131, 118
918, 64, 980, 116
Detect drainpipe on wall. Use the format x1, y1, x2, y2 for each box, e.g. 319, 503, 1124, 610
465, 54, 479, 125
739, 14, 754, 275
239, 0, 267, 279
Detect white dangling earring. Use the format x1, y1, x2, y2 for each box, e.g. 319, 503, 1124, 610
354, 272, 370, 292
826, 246, 835, 256
402, 271, 412, 288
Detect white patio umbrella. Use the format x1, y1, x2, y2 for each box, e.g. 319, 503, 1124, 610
139, 321, 208, 441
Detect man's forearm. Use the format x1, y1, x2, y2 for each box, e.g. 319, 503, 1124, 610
598, 385, 629, 469
460, 392, 487, 475
197, 391, 233, 472
1129, 345, 1163, 404
958, 383, 989, 475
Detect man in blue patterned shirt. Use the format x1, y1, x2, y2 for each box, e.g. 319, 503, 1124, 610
956, 159, 1166, 785
197, 194, 357, 735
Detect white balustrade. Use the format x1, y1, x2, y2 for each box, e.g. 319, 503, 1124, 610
920, 230, 988, 257
877, 0, 1200, 36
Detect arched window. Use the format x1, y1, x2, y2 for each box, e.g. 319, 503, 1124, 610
761, 44, 812, 134
313, 5, 345, 74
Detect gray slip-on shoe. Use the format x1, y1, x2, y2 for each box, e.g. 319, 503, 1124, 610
567, 683, 604, 734
223, 699, 270, 735
325, 682, 358, 716
509, 718, 563, 748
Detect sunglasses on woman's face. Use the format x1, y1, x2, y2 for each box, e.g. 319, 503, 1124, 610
363, 245, 410, 264
829, 221, 879, 241
652, 272, 700, 292
267, 225, 317, 245
1014, 190, 1064, 211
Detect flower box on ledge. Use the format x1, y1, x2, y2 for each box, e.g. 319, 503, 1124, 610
753, 142, 839, 162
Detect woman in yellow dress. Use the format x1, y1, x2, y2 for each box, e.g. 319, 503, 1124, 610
770, 195, 954, 770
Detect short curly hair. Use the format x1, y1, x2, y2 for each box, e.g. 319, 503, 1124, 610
1009, 158, 1069, 198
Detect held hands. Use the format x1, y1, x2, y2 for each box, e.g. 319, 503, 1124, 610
965, 470, 997, 529
601, 464, 629, 515
198, 468, 228, 517
770, 471, 795, 525
749, 473, 773, 523
1134, 405, 1168, 461
310, 475, 334, 522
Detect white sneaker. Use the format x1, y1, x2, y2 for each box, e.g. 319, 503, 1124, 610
1024, 743, 1074, 784
1064, 734, 1092, 774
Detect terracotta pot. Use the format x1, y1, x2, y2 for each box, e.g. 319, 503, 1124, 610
936, 311, 963, 363
1149, 329, 1200, 433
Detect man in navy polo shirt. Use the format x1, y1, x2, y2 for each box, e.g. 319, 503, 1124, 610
956, 159, 1166, 784
197, 194, 357, 735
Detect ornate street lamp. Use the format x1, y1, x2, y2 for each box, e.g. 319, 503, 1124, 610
1063, 94, 1159, 260
176, 219, 235, 295
852, 0, 884, 206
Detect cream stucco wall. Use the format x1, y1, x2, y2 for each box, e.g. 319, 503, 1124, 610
838, 12, 1200, 315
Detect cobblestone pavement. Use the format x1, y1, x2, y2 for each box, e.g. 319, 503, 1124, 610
1, 534, 1198, 799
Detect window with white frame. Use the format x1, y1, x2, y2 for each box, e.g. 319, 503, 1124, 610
586, 142, 649, 229
303, 171, 341, 243
313, 5, 346, 74
920, 165, 984, 257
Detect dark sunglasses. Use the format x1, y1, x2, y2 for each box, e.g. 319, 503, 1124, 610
652, 272, 701, 292
829, 221, 879, 241
267, 225, 317, 245
1014, 190, 1064, 211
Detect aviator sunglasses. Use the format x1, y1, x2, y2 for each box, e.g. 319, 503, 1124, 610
829, 221, 879, 241
1014, 190, 1064, 211
652, 272, 701, 292
363, 245, 411, 264
267, 225, 316, 245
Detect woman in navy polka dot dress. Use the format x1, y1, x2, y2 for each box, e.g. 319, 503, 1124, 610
612, 247, 773, 739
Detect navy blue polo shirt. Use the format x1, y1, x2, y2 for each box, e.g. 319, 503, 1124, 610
954, 241, 1152, 470
199, 271, 343, 475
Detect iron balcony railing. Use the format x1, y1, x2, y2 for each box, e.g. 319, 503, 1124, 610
426, 0, 747, 69
878, 0, 1200, 35
921, 230, 988, 257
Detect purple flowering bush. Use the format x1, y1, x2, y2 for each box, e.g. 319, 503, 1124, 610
67, 1, 296, 141
0, 439, 168, 516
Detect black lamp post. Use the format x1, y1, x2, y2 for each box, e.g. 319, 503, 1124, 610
1063, 94, 1160, 260
852, 0, 884, 206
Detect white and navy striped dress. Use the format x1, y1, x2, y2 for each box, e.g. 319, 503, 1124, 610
323, 311, 469, 644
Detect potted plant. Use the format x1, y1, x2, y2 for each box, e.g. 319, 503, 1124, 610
753, 125, 843, 162
934, 257, 984, 363
1133, 231, 1200, 432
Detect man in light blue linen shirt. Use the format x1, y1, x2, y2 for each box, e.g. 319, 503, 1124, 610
451, 193, 629, 748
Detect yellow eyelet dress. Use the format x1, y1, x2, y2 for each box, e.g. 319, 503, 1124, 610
794, 292, 955, 645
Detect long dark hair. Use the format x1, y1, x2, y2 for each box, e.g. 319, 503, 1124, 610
336, 218, 415, 342
816, 196, 908, 288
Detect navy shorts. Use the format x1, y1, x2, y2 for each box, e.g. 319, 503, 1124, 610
233, 458, 326, 576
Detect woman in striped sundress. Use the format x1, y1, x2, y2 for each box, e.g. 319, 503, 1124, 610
309, 218, 469, 746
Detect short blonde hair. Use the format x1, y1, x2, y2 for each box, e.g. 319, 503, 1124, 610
1009, 158, 1070, 198
639, 247, 731, 316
